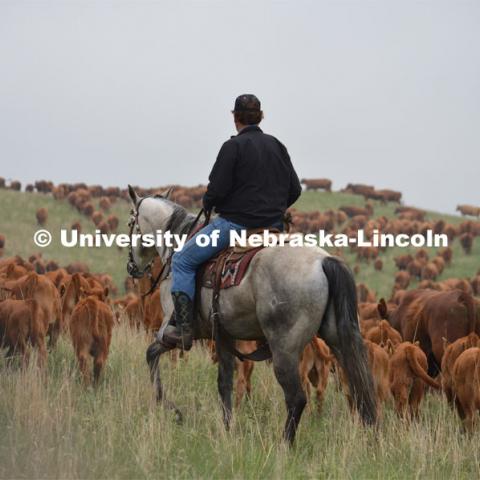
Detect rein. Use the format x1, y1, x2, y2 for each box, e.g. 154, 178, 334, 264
141, 209, 209, 297
128, 200, 211, 296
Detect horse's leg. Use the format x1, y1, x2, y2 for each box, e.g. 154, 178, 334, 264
216, 342, 235, 429
271, 350, 307, 445
146, 340, 183, 423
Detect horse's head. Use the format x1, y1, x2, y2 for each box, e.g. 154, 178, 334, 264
126, 185, 174, 279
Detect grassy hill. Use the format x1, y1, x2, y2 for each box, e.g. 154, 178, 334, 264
0, 187, 478, 299
1, 186, 480, 479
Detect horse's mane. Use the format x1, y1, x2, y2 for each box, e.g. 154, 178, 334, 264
152, 196, 197, 235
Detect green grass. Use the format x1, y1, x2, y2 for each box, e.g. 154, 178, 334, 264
1, 323, 480, 479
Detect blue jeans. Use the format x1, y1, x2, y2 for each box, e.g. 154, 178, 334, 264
171, 217, 246, 300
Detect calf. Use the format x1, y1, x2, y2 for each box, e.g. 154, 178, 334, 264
299, 338, 334, 413
441, 332, 480, 407
69, 295, 114, 385
459, 232, 474, 255
0, 298, 47, 367
364, 339, 390, 417
365, 320, 402, 347
452, 347, 480, 432
389, 342, 440, 420
1, 272, 62, 347
36, 207, 48, 226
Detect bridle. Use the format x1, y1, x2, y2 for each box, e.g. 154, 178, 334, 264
126, 197, 210, 296
127, 196, 154, 279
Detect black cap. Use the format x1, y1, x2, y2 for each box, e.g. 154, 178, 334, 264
232, 94, 261, 113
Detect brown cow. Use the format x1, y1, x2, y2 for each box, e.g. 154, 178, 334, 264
357, 283, 376, 303
431, 256, 445, 275
342, 183, 374, 196
0, 272, 62, 347
459, 232, 474, 254
438, 247, 453, 265
394, 254, 413, 271
389, 289, 478, 375
300, 178, 332, 192
82, 202, 94, 217
66, 262, 90, 274
456, 205, 480, 217
452, 347, 480, 431
99, 197, 112, 212
91, 211, 104, 226
69, 294, 114, 385
233, 341, 257, 408
441, 333, 480, 407
61, 273, 92, 327
365, 320, 402, 347
71, 221, 82, 233
373, 259, 383, 271
299, 338, 334, 413
421, 262, 439, 281
364, 339, 390, 417
0, 298, 47, 367
143, 290, 164, 333
124, 295, 144, 330
389, 342, 440, 420
107, 215, 119, 232
35, 208, 48, 226
471, 275, 480, 296
394, 271, 411, 290
340, 204, 373, 218
9, 180, 21, 191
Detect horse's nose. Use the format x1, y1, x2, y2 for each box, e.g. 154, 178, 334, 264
127, 261, 142, 278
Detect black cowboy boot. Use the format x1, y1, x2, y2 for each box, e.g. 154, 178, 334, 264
162, 292, 194, 351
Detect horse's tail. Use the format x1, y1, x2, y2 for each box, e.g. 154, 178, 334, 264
321, 256, 377, 425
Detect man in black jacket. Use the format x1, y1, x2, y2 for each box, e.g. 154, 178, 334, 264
162, 94, 302, 350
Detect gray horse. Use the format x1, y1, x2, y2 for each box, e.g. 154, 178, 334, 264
126, 186, 376, 444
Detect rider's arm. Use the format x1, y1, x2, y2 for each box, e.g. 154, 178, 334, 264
203, 140, 238, 211
281, 145, 302, 207
288, 167, 302, 207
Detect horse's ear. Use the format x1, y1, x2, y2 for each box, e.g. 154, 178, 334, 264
158, 186, 174, 200
128, 185, 140, 207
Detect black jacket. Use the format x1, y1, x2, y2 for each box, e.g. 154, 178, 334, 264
203, 125, 302, 228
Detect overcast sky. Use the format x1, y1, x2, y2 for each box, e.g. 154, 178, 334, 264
1, 1, 479, 214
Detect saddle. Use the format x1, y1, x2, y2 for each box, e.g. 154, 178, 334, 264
197, 228, 280, 291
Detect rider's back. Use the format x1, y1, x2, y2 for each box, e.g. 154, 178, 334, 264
204, 125, 301, 228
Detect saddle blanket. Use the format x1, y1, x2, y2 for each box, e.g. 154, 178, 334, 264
198, 246, 263, 290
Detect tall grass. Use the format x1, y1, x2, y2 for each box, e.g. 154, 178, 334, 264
1, 322, 480, 479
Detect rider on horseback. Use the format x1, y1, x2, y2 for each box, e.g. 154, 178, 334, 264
162, 94, 302, 350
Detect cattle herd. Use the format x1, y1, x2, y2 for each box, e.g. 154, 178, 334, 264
1, 176, 480, 432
